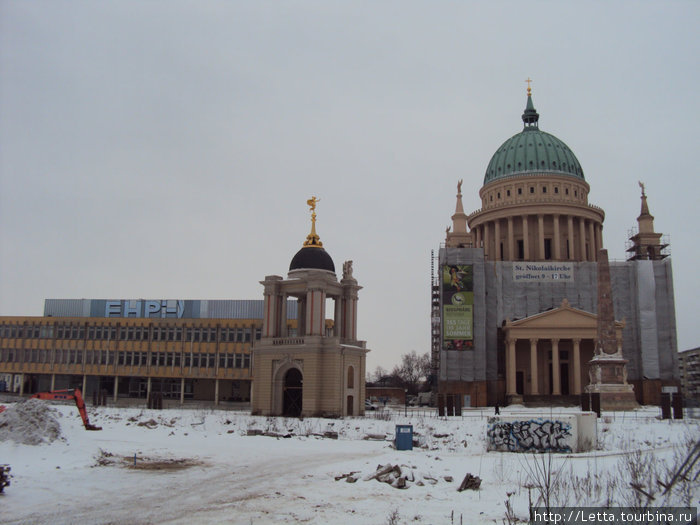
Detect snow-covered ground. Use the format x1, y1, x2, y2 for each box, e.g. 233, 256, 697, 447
0, 400, 697, 524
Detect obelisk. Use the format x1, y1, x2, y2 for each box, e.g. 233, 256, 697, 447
585, 249, 638, 409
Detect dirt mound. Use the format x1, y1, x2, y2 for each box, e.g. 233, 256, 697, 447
0, 399, 63, 445
94, 449, 202, 471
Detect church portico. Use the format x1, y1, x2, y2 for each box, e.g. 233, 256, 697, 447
503, 299, 618, 404
510, 337, 595, 398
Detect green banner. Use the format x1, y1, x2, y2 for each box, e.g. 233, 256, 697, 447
442, 265, 474, 350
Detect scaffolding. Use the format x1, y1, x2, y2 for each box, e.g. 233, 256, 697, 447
430, 250, 441, 405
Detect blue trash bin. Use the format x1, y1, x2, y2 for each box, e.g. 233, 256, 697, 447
395, 424, 413, 450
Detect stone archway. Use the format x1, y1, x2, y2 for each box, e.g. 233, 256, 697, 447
282, 368, 303, 417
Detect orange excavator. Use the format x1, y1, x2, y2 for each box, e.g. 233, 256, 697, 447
31, 388, 102, 431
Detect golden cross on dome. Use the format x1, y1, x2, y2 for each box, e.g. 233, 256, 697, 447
525, 77, 532, 96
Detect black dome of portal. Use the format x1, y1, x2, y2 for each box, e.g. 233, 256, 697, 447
289, 246, 335, 272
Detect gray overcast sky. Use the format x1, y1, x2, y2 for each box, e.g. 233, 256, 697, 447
1, 1, 698, 372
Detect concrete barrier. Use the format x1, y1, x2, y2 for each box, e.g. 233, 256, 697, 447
487, 412, 597, 453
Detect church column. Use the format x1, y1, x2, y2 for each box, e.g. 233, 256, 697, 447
494, 219, 501, 260
579, 218, 587, 262
343, 290, 354, 339
334, 297, 342, 337
596, 224, 603, 255
263, 292, 273, 338
475, 225, 482, 250
588, 221, 596, 261
530, 338, 539, 395
507, 217, 514, 260
551, 339, 561, 395
522, 216, 530, 260
506, 338, 517, 396
297, 297, 306, 336
306, 289, 326, 336
341, 297, 348, 339
483, 221, 490, 259
566, 215, 576, 261
279, 293, 288, 337
342, 285, 360, 342
572, 338, 582, 395
553, 214, 561, 260
351, 294, 358, 341
537, 214, 545, 260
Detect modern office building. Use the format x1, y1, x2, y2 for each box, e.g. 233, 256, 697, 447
678, 347, 700, 403
0, 299, 300, 404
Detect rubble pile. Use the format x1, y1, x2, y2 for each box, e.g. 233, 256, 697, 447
0, 399, 63, 445
457, 473, 482, 491
364, 463, 417, 489
335, 463, 439, 490
335, 463, 483, 492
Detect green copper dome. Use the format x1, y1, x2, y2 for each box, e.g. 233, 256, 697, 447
483, 94, 584, 185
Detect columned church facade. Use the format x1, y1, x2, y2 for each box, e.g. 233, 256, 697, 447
438, 88, 678, 407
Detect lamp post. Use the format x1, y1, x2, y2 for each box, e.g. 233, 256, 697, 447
404, 389, 408, 417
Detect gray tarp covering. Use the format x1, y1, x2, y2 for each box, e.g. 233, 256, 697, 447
635, 260, 661, 379
439, 248, 678, 383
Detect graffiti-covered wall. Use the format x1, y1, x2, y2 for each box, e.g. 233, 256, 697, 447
487, 413, 596, 453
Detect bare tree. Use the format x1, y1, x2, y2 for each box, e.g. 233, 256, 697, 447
366, 365, 389, 386
372, 365, 388, 384
391, 350, 430, 394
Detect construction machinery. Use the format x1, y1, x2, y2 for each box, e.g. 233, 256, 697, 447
31, 389, 102, 431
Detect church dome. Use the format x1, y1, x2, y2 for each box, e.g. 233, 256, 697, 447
483, 93, 584, 185
289, 246, 335, 272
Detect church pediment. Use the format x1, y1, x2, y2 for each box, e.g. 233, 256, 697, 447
504, 298, 623, 332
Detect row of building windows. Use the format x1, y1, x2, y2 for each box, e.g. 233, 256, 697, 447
0, 324, 261, 343
488, 185, 582, 203
0, 348, 251, 369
